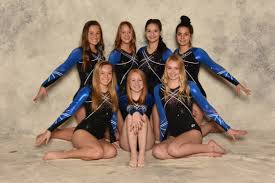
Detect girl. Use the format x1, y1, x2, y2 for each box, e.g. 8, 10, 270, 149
136, 19, 172, 142
35, 62, 118, 161
152, 55, 247, 159
33, 20, 105, 129
119, 69, 154, 167
174, 15, 250, 135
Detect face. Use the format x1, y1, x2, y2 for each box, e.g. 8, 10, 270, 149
99, 65, 113, 87
88, 25, 101, 46
176, 26, 192, 47
145, 23, 161, 43
120, 24, 133, 44
166, 60, 180, 81
129, 72, 144, 93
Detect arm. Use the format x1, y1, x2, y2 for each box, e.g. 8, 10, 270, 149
188, 81, 231, 131
193, 48, 239, 86
162, 48, 173, 63
47, 86, 91, 131
108, 50, 121, 65
41, 48, 82, 88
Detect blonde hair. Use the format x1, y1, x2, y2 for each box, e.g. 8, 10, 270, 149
91, 61, 118, 111
162, 54, 191, 103
126, 69, 147, 105
114, 21, 136, 53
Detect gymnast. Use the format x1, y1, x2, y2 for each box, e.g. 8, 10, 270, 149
152, 55, 247, 159
136, 19, 172, 142
173, 15, 251, 136
35, 61, 119, 160
33, 20, 105, 127
118, 69, 155, 167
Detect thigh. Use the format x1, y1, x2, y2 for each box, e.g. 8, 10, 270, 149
99, 139, 117, 155
72, 129, 101, 149
144, 115, 154, 150
171, 130, 202, 147
75, 106, 86, 124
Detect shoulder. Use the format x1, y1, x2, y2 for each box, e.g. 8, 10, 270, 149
192, 47, 207, 56
162, 48, 173, 61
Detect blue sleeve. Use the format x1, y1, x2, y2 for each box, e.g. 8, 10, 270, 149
47, 86, 91, 132
42, 48, 82, 87
154, 84, 168, 141
193, 48, 239, 86
162, 48, 173, 63
108, 49, 121, 65
188, 81, 231, 131
110, 112, 117, 135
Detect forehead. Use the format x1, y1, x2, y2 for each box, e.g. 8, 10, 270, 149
121, 24, 131, 31
146, 23, 159, 30
130, 72, 142, 79
177, 26, 190, 33
100, 65, 112, 72
167, 60, 179, 67
88, 25, 100, 32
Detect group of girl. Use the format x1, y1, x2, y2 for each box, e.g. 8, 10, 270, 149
34, 16, 251, 168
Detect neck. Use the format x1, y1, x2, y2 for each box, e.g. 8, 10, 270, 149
168, 79, 180, 89
120, 43, 131, 53
147, 41, 159, 53
90, 44, 97, 53
179, 44, 191, 54
131, 90, 142, 102
100, 85, 108, 93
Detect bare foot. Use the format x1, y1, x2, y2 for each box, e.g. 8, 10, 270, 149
129, 153, 138, 168
137, 153, 145, 168
209, 121, 224, 133
43, 151, 65, 160
208, 140, 226, 154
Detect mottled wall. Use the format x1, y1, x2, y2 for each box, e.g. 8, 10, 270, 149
1, 0, 274, 135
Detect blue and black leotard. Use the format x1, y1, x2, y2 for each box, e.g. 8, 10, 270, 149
154, 81, 231, 141
108, 48, 138, 96
42, 47, 104, 89
137, 46, 172, 95
174, 48, 239, 97
118, 94, 154, 119
47, 86, 117, 141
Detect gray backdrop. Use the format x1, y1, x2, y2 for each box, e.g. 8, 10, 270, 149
1, 0, 274, 135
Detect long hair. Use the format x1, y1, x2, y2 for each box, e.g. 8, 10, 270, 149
80, 20, 105, 71
145, 19, 167, 55
162, 55, 190, 103
114, 21, 136, 53
126, 69, 147, 105
91, 61, 118, 112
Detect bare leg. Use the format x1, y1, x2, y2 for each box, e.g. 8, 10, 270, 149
126, 116, 138, 168
152, 105, 160, 141
99, 139, 117, 159
50, 106, 86, 141
152, 137, 175, 160
137, 115, 148, 167
119, 116, 130, 151
192, 103, 204, 126
43, 129, 104, 160
152, 130, 226, 160
144, 115, 155, 151
116, 110, 124, 141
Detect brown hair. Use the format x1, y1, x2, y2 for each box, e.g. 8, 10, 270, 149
91, 61, 118, 112
114, 21, 136, 53
81, 20, 105, 71
126, 69, 147, 105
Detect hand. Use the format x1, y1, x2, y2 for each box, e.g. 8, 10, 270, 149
33, 86, 48, 102
226, 129, 248, 141
132, 112, 143, 132
236, 84, 251, 96
35, 130, 51, 146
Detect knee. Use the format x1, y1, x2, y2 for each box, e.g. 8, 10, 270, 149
105, 146, 117, 159
167, 144, 180, 157
152, 146, 166, 160
83, 147, 104, 160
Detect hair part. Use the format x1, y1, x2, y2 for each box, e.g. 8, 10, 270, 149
114, 21, 136, 53
126, 69, 147, 105
81, 20, 105, 71
145, 19, 167, 55
91, 61, 118, 112
162, 54, 191, 103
